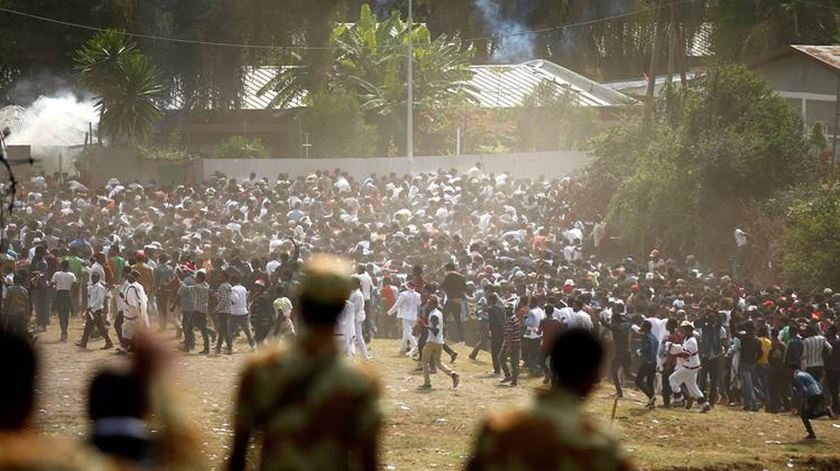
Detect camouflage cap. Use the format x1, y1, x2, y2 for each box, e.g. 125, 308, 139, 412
300, 254, 353, 305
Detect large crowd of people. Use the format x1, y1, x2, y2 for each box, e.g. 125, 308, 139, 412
1, 164, 838, 470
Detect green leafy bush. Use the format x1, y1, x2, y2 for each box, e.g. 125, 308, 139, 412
214, 136, 269, 159
590, 63, 813, 259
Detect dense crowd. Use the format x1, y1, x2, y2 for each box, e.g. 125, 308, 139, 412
0, 164, 838, 470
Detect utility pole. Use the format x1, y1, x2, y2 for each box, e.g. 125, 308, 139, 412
644, 0, 664, 126
407, 0, 414, 167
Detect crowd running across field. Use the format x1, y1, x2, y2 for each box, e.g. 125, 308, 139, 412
0, 165, 838, 470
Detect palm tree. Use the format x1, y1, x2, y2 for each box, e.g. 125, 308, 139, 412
76, 30, 167, 144
259, 4, 477, 153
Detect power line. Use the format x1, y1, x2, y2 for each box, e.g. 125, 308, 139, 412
459, 0, 698, 44
0, 6, 334, 50
0, 0, 699, 52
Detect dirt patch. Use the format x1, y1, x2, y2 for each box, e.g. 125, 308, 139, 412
34, 320, 840, 470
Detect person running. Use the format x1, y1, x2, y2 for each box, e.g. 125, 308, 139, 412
77, 272, 113, 350
214, 271, 234, 355
349, 277, 369, 360
228, 255, 381, 471
466, 329, 631, 471
418, 296, 460, 390
387, 282, 421, 356
51, 260, 77, 342
791, 365, 834, 440
636, 320, 658, 409
229, 272, 256, 352
440, 262, 467, 343
668, 321, 712, 413
500, 303, 522, 386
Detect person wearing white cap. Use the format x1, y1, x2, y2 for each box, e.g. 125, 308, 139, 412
668, 321, 712, 413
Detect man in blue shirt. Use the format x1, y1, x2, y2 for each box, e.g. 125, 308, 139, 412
791, 366, 834, 439
635, 320, 659, 409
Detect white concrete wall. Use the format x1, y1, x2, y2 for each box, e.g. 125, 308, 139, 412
202, 150, 590, 180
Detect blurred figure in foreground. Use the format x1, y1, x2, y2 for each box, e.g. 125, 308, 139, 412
87, 333, 205, 470
466, 329, 632, 471
0, 331, 112, 471
228, 255, 381, 471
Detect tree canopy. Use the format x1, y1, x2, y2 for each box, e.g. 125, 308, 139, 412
586, 64, 814, 261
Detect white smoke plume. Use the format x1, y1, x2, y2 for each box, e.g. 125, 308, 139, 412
6, 93, 98, 147
473, 0, 535, 62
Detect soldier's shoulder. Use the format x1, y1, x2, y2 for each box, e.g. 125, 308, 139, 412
0, 433, 115, 471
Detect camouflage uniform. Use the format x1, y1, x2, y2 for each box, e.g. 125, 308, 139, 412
233, 341, 382, 471
467, 390, 632, 471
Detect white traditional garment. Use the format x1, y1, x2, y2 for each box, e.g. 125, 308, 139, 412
122, 281, 149, 340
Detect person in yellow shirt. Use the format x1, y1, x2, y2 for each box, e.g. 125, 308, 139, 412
757, 329, 773, 411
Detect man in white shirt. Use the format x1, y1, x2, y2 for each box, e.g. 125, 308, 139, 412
668, 321, 711, 413
50, 260, 77, 342
77, 272, 113, 350
349, 278, 369, 360
523, 299, 545, 376
336, 299, 355, 355
565, 299, 593, 331
355, 265, 374, 340
120, 270, 149, 352
418, 297, 460, 390
388, 282, 421, 355
229, 273, 256, 351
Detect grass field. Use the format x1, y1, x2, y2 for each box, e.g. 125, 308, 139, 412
34, 320, 840, 470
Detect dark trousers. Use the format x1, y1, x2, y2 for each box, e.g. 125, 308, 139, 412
230, 314, 255, 348
755, 363, 769, 404
215, 313, 233, 352
636, 361, 657, 400
53, 291, 73, 336
662, 364, 676, 406
523, 337, 542, 376
826, 369, 840, 413
611, 351, 632, 397
442, 300, 464, 342
184, 311, 210, 351
363, 302, 373, 341
500, 345, 521, 384
489, 328, 504, 374
768, 365, 790, 412
80, 310, 113, 348
156, 292, 169, 330
114, 311, 125, 347
5, 314, 28, 336
698, 356, 721, 405
801, 395, 830, 437
469, 320, 490, 359
33, 289, 50, 328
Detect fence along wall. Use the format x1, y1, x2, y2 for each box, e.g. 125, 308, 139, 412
201, 151, 590, 180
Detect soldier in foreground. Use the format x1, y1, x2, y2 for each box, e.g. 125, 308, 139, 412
466, 328, 632, 471
227, 254, 382, 471
0, 330, 112, 471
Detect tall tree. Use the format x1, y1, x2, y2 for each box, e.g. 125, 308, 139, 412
76, 31, 167, 144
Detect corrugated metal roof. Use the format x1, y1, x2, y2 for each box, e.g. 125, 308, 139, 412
0, 105, 26, 136
240, 66, 306, 110
235, 59, 634, 110
792, 45, 840, 71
